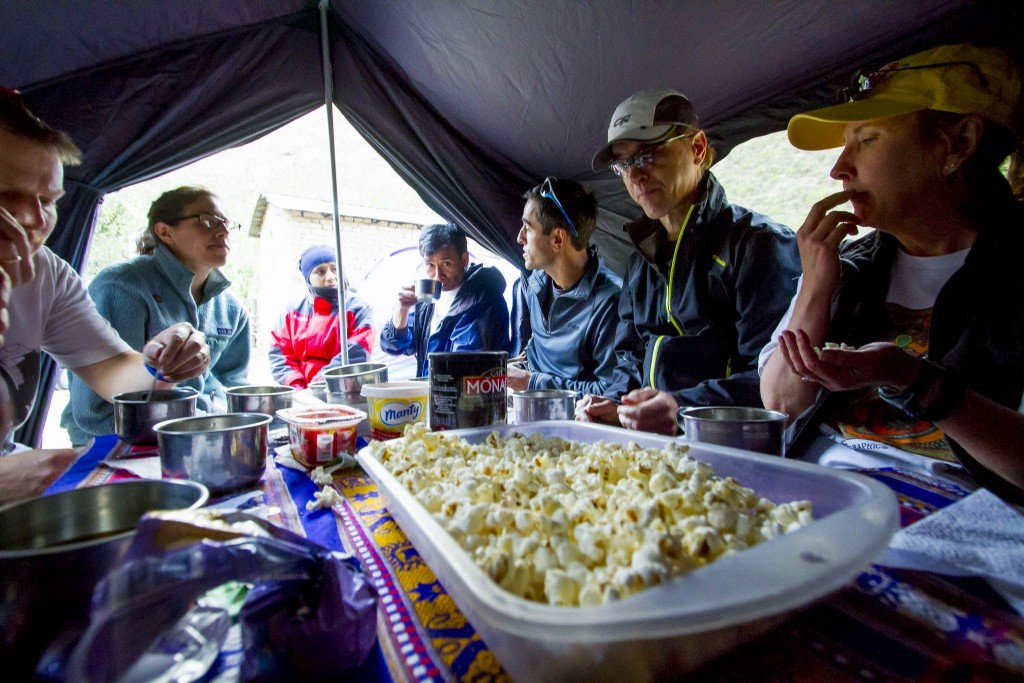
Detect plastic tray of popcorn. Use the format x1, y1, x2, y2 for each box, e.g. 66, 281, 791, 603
356, 421, 898, 682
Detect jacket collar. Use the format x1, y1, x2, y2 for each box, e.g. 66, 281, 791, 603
526, 244, 603, 299
623, 171, 725, 264
153, 242, 231, 304
417, 262, 505, 320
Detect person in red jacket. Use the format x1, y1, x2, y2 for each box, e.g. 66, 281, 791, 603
269, 245, 375, 389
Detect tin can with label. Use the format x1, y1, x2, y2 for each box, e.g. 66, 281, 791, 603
428, 351, 507, 430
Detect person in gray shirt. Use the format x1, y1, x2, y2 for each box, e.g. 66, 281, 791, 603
508, 177, 622, 398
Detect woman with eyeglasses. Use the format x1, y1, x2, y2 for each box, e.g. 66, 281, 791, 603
63, 186, 251, 444
759, 44, 1024, 502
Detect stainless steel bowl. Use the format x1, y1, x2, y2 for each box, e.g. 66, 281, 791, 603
154, 413, 271, 495
225, 385, 296, 429
308, 380, 328, 402
512, 390, 577, 423
113, 387, 200, 445
677, 406, 789, 456
323, 362, 388, 406
0, 479, 208, 677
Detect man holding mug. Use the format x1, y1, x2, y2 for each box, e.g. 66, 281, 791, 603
380, 222, 509, 377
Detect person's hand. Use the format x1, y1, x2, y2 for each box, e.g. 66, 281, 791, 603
143, 323, 210, 382
575, 394, 621, 425
778, 329, 921, 393
797, 190, 859, 299
397, 284, 418, 310
617, 387, 679, 435
507, 364, 531, 391
0, 448, 80, 504
0, 267, 10, 348
0, 206, 35, 288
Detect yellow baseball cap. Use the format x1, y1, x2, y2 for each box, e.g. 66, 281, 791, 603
788, 44, 1022, 150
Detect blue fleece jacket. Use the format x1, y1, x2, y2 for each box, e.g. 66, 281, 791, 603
62, 243, 250, 444
511, 247, 622, 398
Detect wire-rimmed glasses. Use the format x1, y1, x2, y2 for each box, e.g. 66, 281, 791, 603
610, 132, 694, 177
171, 213, 241, 232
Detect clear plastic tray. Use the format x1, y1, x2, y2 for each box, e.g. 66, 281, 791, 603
357, 421, 898, 681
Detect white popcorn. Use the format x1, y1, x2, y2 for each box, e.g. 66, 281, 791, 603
305, 485, 343, 511
367, 425, 812, 606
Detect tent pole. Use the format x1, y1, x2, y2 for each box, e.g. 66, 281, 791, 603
319, 0, 350, 365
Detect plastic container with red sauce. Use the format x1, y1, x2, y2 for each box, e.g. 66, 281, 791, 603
276, 405, 366, 468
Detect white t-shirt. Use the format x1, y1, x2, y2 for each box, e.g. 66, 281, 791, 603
758, 247, 969, 374
430, 284, 461, 334
1, 247, 130, 450
757, 246, 971, 480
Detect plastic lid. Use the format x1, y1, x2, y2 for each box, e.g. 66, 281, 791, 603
276, 405, 366, 427
360, 381, 429, 398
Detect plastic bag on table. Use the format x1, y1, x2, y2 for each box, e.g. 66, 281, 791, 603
52, 509, 378, 682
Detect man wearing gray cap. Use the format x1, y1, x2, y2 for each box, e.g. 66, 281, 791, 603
578, 88, 800, 435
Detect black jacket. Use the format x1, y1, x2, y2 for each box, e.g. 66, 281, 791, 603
607, 171, 801, 407
789, 186, 1024, 503
380, 263, 510, 377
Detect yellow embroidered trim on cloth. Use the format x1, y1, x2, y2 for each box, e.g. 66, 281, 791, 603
335, 470, 510, 682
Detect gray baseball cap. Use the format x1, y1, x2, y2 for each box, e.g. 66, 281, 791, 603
591, 88, 700, 171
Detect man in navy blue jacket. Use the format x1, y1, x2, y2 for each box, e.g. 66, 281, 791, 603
509, 177, 622, 398
380, 223, 509, 377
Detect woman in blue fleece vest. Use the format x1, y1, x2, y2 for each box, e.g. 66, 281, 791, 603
62, 186, 251, 444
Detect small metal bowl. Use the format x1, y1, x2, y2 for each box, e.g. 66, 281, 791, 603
225, 385, 296, 429
322, 362, 388, 406
0, 479, 208, 677
154, 413, 272, 495
113, 387, 200, 445
677, 406, 789, 456
512, 390, 577, 423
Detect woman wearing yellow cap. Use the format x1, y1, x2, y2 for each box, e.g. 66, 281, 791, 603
759, 44, 1024, 502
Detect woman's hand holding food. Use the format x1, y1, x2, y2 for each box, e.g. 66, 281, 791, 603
143, 323, 210, 382
778, 330, 921, 393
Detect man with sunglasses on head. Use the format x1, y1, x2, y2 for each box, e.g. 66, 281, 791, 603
381, 222, 510, 377
0, 90, 210, 503
508, 177, 622, 397
578, 88, 800, 435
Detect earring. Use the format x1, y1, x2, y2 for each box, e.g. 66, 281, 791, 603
944, 163, 957, 174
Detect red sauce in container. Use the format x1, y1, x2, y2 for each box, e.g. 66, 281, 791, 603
276, 406, 366, 468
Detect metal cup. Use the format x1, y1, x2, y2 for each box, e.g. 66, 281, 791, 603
225, 385, 296, 429
415, 278, 442, 303
323, 362, 388, 407
113, 387, 203, 445
676, 406, 788, 456
512, 390, 577, 424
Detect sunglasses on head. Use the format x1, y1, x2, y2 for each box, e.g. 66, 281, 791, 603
539, 177, 578, 238
836, 60, 987, 104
